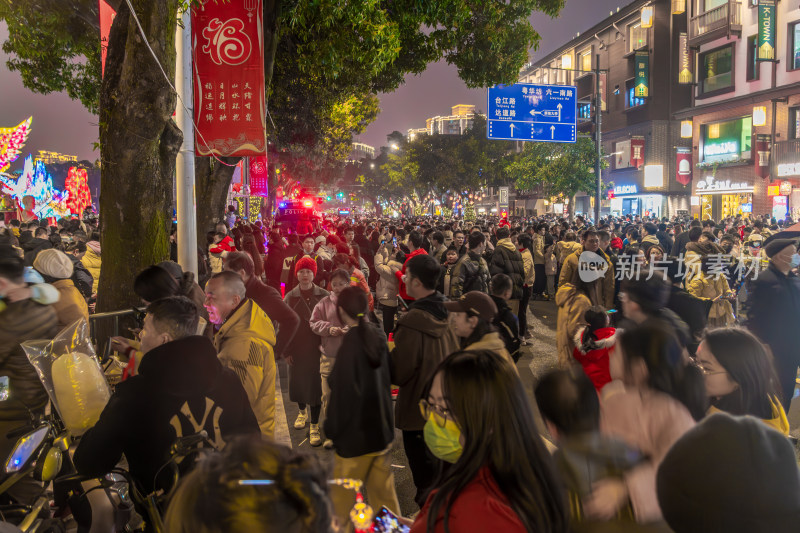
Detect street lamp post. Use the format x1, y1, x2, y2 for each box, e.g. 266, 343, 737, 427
594, 53, 602, 226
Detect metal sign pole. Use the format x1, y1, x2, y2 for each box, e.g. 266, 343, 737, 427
594, 54, 602, 226
175, 8, 197, 275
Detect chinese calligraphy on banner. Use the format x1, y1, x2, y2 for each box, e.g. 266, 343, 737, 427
249, 155, 269, 197
631, 137, 645, 169
192, 0, 266, 157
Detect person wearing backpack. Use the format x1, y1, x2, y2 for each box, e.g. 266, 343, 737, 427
490, 274, 522, 363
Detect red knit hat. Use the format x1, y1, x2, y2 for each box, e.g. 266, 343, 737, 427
295, 256, 318, 276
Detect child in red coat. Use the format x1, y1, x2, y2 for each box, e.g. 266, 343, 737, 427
572, 306, 616, 392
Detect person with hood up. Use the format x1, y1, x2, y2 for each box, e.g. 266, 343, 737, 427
204, 272, 278, 439
572, 306, 616, 392
21, 226, 52, 266
83, 236, 102, 294
74, 296, 258, 493
390, 254, 459, 506
325, 287, 399, 527
489, 226, 525, 314
32, 249, 88, 328
657, 412, 800, 533
696, 327, 789, 435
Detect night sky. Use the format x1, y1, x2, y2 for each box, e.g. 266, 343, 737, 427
0, 0, 627, 170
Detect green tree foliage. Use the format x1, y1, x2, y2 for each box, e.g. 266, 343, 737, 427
505, 137, 605, 200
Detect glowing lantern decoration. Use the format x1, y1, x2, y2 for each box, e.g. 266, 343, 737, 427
0, 155, 70, 219
680, 120, 693, 138
708, 123, 720, 139
0, 116, 32, 173
64, 167, 92, 215
753, 106, 767, 127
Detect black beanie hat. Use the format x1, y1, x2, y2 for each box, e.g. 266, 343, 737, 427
657, 412, 800, 533
764, 238, 797, 259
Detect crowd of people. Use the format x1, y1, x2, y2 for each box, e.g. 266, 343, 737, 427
0, 209, 799, 532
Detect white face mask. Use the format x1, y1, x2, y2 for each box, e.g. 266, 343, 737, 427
791, 253, 800, 269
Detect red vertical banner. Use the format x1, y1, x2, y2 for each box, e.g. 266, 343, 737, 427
676, 149, 692, 186
99, 0, 116, 77
631, 137, 645, 169
249, 155, 269, 197
192, 0, 266, 157
755, 134, 771, 179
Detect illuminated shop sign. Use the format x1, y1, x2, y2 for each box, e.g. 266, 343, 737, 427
696, 176, 753, 194
614, 184, 638, 195
777, 162, 800, 177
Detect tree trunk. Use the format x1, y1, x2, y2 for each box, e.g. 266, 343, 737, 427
97, 0, 181, 321
195, 156, 240, 249
192, 0, 281, 236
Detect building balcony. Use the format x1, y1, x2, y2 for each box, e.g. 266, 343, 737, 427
688, 1, 742, 47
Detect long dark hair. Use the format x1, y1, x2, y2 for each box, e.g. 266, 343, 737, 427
336, 286, 382, 368
517, 233, 533, 256
618, 325, 707, 420
424, 350, 569, 533
703, 328, 781, 419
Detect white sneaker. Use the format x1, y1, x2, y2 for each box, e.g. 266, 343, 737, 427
294, 409, 308, 429
309, 424, 322, 447
323, 438, 334, 449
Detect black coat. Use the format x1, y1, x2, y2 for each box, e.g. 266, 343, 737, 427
666, 286, 711, 355
491, 295, 521, 362
656, 231, 674, 255
746, 264, 800, 361
283, 285, 328, 405
490, 241, 525, 299
22, 237, 51, 266
325, 324, 394, 458
69, 255, 94, 299
73, 336, 259, 492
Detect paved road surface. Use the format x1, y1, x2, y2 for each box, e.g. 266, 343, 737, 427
277, 298, 560, 517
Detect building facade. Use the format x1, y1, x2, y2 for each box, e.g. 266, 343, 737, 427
520, 0, 693, 218
407, 105, 477, 139
674, 0, 800, 221
347, 142, 376, 163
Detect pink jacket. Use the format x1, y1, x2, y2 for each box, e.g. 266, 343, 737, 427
600, 383, 695, 523
309, 293, 345, 358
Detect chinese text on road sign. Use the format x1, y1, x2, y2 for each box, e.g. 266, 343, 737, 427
487, 83, 577, 143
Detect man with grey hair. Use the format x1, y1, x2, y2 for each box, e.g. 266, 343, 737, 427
204, 271, 278, 438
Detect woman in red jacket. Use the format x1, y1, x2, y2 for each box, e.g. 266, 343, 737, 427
410, 350, 569, 533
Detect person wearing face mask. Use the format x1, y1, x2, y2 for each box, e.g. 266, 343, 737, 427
410, 350, 569, 533
745, 238, 800, 412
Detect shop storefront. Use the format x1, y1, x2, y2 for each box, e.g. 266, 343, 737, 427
608, 184, 664, 218
772, 140, 800, 220
693, 176, 754, 220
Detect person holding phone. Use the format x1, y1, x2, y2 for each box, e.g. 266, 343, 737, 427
410, 349, 569, 533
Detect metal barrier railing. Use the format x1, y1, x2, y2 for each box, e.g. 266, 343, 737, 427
88, 307, 145, 347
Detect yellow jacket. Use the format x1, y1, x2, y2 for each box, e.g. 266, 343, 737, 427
555, 283, 592, 368
82, 249, 101, 294
465, 331, 518, 374
520, 248, 535, 286
557, 241, 582, 264
707, 396, 789, 436
686, 272, 734, 324
213, 299, 277, 438
51, 279, 89, 328
559, 248, 615, 309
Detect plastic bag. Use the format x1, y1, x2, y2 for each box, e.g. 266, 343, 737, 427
22, 318, 111, 436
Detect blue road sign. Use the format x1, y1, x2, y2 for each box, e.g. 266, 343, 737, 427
486, 83, 577, 143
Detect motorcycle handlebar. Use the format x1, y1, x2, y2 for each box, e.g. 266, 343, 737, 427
170, 431, 209, 456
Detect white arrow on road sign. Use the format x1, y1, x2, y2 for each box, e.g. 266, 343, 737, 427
550, 125, 556, 139
509, 123, 516, 137
557, 103, 562, 121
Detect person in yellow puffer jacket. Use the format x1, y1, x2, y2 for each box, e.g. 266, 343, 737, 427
205, 271, 278, 439
83, 239, 102, 294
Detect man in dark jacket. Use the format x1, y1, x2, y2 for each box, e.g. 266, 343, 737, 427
74, 297, 258, 493
66, 241, 94, 299
223, 252, 300, 359
673, 220, 701, 259
22, 227, 52, 266
0, 248, 60, 503
451, 230, 491, 298
490, 274, 521, 362
656, 223, 674, 255
746, 239, 800, 411
390, 254, 459, 506
665, 262, 711, 355
284, 235, 326, 292
489, 226, 525, 314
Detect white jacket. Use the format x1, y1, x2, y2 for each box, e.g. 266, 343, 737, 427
374, 248, 402, 306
